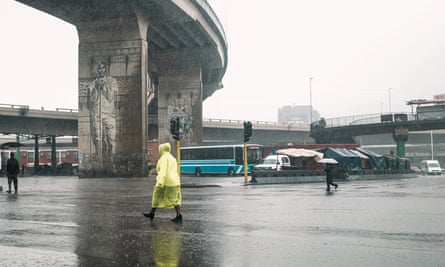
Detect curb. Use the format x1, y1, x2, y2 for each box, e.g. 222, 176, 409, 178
181, 184, 222, 188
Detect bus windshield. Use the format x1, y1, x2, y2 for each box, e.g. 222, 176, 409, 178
246, 146, 262, 164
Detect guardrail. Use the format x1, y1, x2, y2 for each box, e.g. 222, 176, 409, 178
323, 112, 417, 128
193, 0, 226, 40
203, 118, 309, 130
0, 103, 78, 113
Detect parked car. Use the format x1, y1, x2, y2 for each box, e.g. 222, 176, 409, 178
56, 162, 78, 175
253, 154, 291, 171
420, 160, 442, 175
410, 166, 421, 174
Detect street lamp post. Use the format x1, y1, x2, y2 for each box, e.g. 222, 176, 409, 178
309, 77, 314, 124
431, 130, 434, 160
388, 88, 392, 113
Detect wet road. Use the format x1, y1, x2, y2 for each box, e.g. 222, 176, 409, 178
0, 175, 445, 266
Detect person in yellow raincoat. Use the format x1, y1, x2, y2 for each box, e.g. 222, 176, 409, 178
144, 142, 183, 222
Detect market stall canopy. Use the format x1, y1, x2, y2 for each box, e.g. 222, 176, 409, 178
350, 149, 369, 159
277, 148, 323, 161
355, 147, 385, 169
317, 158, 338, 164
317, 147, 362, 171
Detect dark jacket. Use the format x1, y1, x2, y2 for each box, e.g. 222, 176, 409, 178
325, 165, 335, 182
7, 158, 20, 176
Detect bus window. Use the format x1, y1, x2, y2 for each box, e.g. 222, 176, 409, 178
235, 147, 243, 165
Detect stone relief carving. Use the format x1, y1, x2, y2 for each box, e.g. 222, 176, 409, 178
87, 62, 118, 170
167, 92, 194, 144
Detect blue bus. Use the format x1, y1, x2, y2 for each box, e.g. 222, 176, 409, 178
180, 144, 264, 176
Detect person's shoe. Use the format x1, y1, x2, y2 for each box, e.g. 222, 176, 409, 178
335, 184, 338, 189
6, 190, 11, 194
171, 214, 183, 223
143, 212, 155, 221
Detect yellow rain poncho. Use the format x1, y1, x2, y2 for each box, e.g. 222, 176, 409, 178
151, 143, 182, 208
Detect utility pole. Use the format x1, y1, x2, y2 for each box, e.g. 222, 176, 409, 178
388, 88, 392, 113
309, 77, 314, 124
243, 121, 252, 184
170, 116, 181, 176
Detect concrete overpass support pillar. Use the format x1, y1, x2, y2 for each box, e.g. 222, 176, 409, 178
33, 135, 39, 175
157, 54, 203, 152
50, 135, 56, 174
393, 127, 409, 157
77, 14, 149, 177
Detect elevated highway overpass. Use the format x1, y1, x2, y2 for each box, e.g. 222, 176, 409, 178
2, 104, 445, 167
0, 104, 311, 147
0, 104, 78, 136
14, 0, 227, 176
310, 113, 445, 157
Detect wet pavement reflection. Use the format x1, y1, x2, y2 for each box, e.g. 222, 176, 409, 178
1, 175, 445, 266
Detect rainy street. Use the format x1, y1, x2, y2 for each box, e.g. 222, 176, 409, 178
0, 175, 445, 266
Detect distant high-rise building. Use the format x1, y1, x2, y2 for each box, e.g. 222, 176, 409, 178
434, 94, 445, 101
278, 105, 320, 124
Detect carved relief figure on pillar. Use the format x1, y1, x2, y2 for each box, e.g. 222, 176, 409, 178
87, 62, 118, 171
167, 92, 194, 144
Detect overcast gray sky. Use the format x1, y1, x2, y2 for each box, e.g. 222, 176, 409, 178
1, 0, 445, 122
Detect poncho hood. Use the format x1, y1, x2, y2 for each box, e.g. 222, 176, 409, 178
159, 143, 171, 156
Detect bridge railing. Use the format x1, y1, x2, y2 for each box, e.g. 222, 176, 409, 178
203, 118, 309, 130
323, 112, 417, 128
0, 103, 78, 113
193, 0, 226, 40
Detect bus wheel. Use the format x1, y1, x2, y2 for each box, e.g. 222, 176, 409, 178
195, 168, 202, 177
227, 168, 234, 176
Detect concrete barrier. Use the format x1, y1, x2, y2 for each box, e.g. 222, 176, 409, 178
250, 171, 418, 185
250, 175, 326, 184
346, 173, 418, 180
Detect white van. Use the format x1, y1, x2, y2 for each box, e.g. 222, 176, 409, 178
253, 154, 291, 171
420, 160, 442, 175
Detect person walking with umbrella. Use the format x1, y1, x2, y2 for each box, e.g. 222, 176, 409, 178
325, 163, 338, 192
318, 158, 339, 192
6, 152, 20, 194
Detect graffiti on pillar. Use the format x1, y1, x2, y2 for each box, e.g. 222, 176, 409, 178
167, 92, 194, 143
87, 62, 118, 170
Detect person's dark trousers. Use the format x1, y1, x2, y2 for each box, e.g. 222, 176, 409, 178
7, 175, 18, 193
326, 178, 337, 192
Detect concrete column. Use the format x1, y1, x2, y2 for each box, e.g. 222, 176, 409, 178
393, 127, 409, 157
156, 54, 203, 154
33, 135, 39, 175
77, 15, 149, 177
51, 135, 56, 174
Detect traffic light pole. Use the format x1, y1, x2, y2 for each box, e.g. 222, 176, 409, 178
176, 139, 181, 177
170, 116, 181, 176
243, 121, 253, 184
243, 142, 248, 184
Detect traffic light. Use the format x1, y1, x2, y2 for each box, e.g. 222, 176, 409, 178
170, 116, 180, 140
243, 121, 252, 142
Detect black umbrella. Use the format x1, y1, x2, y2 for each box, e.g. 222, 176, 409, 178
0, 142, 25, 150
